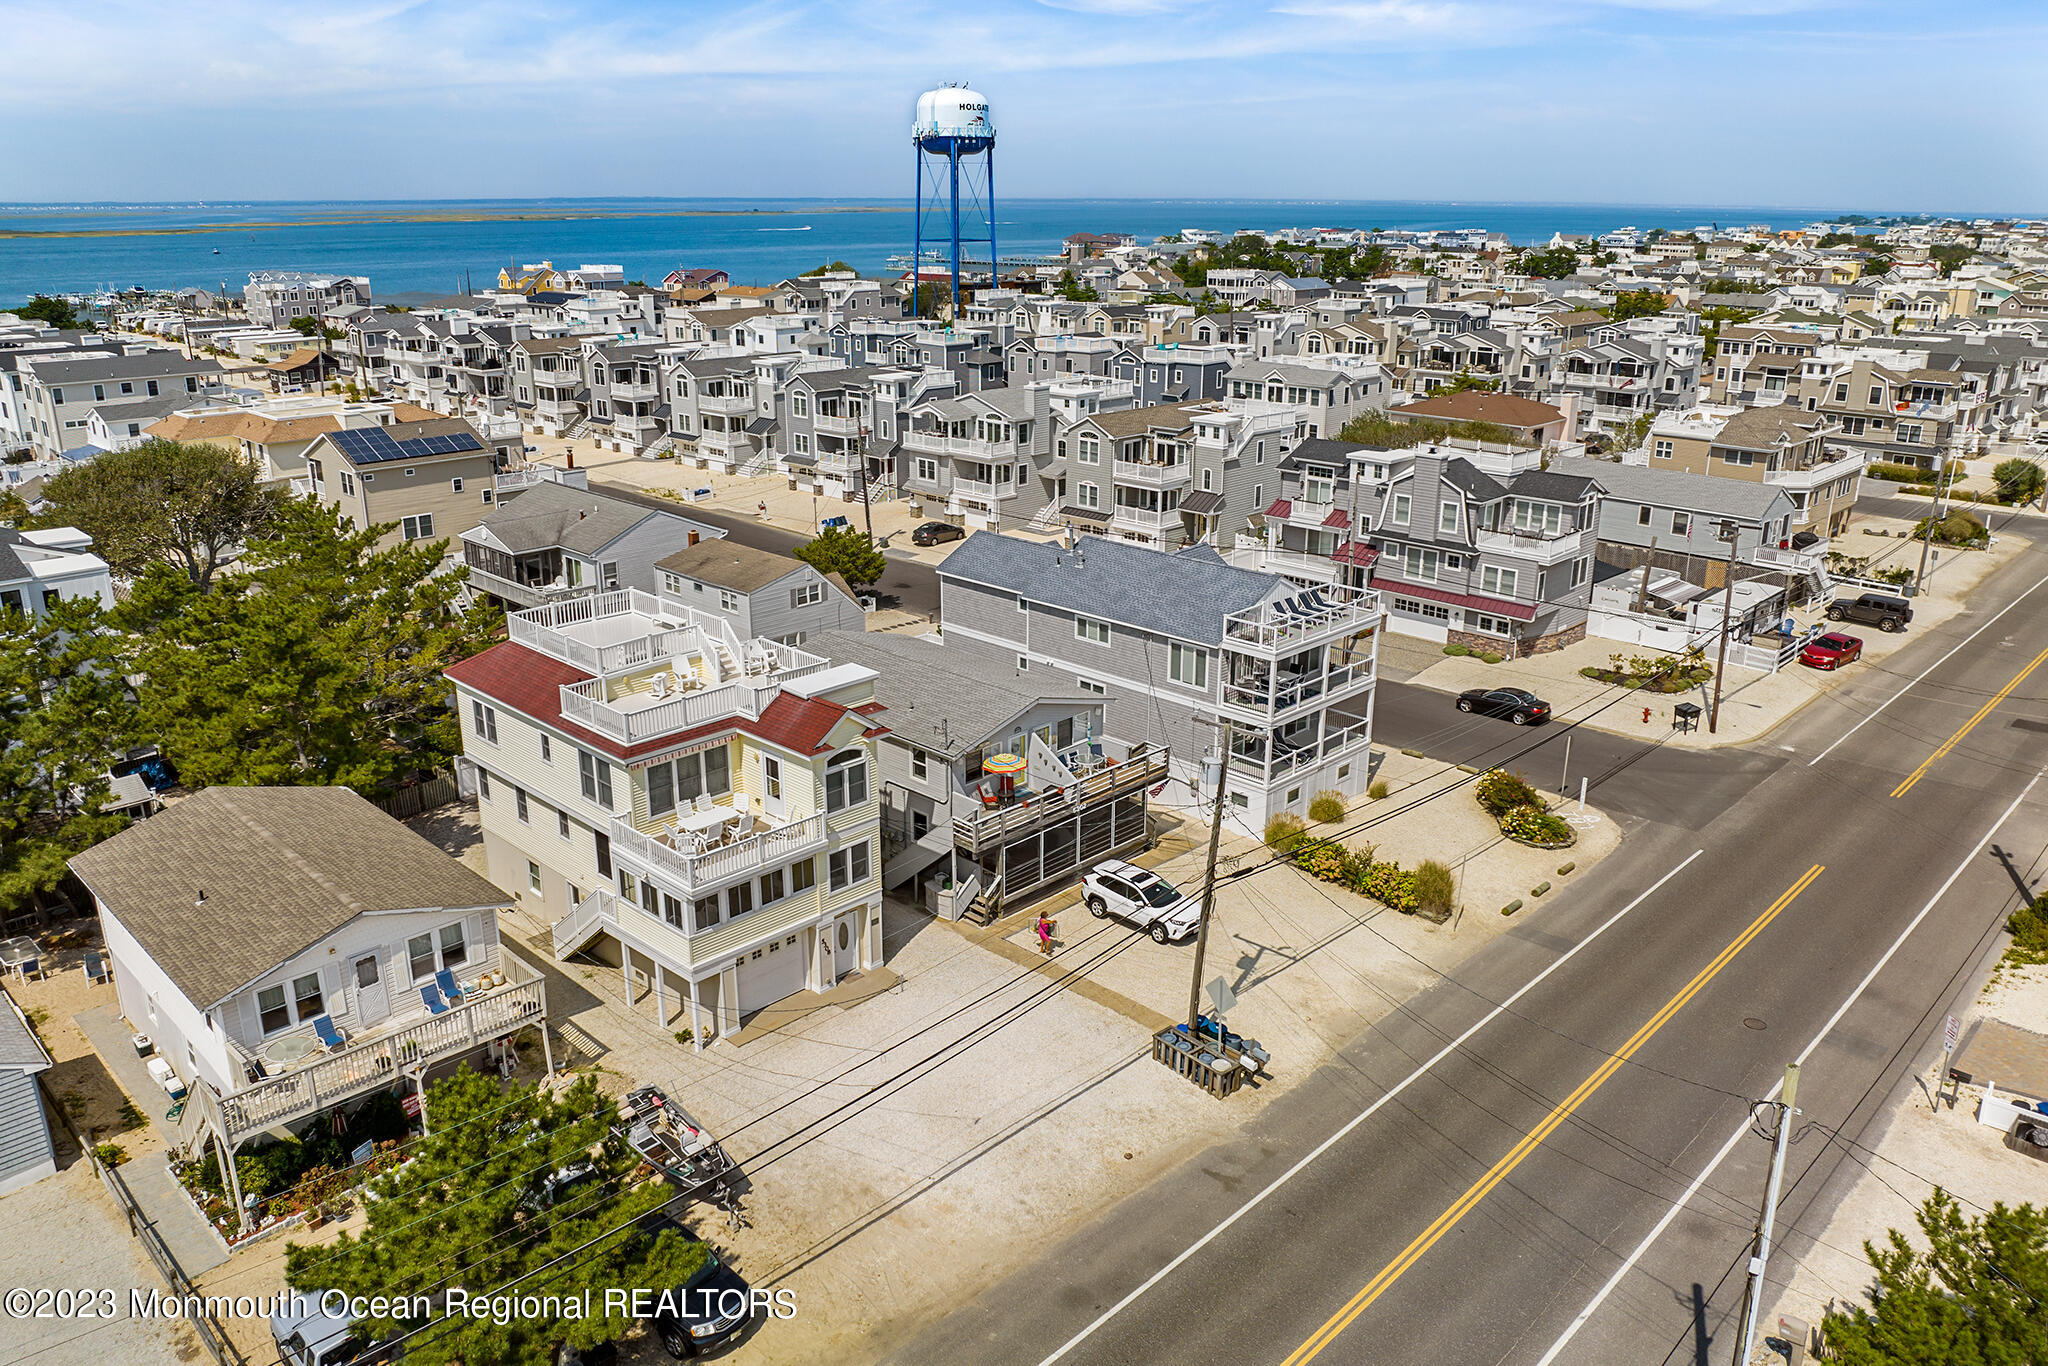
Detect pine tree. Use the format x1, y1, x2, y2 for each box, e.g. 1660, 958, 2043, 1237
0, 598, 137, 922
793, 525, 887, 589
1821, 1190, 2048, 1365
284, 1070, 706, 1365
122, 499, 495, 796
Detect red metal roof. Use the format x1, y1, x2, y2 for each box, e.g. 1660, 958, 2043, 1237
1330, 542, 1380, 566
444, 642, 885, 762
1380, 581, 1537, 621
1322, 508, 1351, 529
1262, 499, 1293, 518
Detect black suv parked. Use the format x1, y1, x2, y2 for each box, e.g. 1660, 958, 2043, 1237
1826, 592, 1913, 633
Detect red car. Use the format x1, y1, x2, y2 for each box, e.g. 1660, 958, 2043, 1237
1799, 631, 1863, 670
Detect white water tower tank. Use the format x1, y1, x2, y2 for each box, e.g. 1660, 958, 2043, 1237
913, 86, 994, 152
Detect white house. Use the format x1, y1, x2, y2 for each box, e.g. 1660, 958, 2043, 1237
68, 786, 548, 1230
0, 526, 113, 620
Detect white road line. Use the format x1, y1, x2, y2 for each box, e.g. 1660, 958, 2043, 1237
1531, 771, 2042, 1366
1030, 848, 1708, 1366
1807, 570, 2048, 767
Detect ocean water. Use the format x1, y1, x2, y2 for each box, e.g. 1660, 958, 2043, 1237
0, 196, 1867, 306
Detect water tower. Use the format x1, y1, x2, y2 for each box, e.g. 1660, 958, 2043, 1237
912, 85, 996, 324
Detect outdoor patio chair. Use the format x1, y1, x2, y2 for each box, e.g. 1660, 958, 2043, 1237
312, 1014, 346, 1052
420, 984, 450, 1016
16, 956, 39, 982
81, 951, 109, 985
435, 969, 466, 1002
732, 809, 756, 838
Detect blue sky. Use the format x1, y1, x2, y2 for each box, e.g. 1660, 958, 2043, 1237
3, 0, 2043, 211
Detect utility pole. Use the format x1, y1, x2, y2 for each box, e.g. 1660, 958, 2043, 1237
1733, 1062, 1801, 1366
1914, 453, 1947, 595
1634, 536, 1657, 614
856, 419, 876, 543
1708, 519, 1739, 734
1186, 720, 1234, 1040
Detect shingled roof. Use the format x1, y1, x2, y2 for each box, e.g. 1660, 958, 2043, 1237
68, 787, 510, 1009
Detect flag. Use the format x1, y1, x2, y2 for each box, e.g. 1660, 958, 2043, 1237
401, 1093, 421, 1118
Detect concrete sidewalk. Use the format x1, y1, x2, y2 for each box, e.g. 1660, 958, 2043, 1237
73, 1002, 226, 1274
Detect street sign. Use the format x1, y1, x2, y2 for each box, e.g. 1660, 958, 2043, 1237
1205, 976, 1237, 1017
1944, 1013, 1960, 1051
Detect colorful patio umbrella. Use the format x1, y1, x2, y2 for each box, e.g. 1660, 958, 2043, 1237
983, 753, 1027, 775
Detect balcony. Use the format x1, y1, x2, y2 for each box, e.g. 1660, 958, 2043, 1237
1228, 720, 1372, 782
556, 882, 827, 977
1473, 526, 1585, 562
1223, 584, 1381, 656
212, 961, 547, 1147
509, 589, 696, 677
699, 390, 753, 416
1113, 458, 1192, 487
815, 412, 865, 437
952, 742, 1168, 854
610, 378, 659, 402
950, 477, 1017, 504
1109, 502, 1180, 531
1223, 543, 1342, 585
611, 810, 829, 900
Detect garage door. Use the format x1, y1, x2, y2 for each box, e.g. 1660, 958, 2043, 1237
736, 937, 806, 1014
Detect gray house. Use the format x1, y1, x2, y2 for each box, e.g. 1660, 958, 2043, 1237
938, 532, 1381, 825
653, 539, 866, 645
458, 483, 726, 608
0, 985, 55, 1196
808, 630, 1164, 920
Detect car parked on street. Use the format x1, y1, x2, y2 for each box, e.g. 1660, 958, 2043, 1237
1454, 687, 1552, 725
1798, 632, 1864, 670
911, 521, 965, 547
640, 1224, 757, 1359
1083, 859, 1201, 944
1826, 592, 1913, 633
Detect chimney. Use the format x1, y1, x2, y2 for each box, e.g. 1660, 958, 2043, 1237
195, 890, 207, 906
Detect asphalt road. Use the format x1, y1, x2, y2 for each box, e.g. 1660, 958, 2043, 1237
889, 528, 2048, 1366
587, 476, 943, 620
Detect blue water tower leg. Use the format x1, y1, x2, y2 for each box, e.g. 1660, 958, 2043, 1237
986, 146, 996, 295
949, 145, 962, 327
912, 143, 923, 319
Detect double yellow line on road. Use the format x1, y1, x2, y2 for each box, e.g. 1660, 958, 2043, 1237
1891, 643, 2048, 798
1277, 863, 1825, 1366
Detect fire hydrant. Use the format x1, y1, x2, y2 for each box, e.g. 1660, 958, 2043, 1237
1642, 705, 1653, 725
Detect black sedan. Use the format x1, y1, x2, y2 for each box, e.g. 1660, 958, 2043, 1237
910, 521, 965, 547
646, 1246, 757, 1358
1455, 687, 1551, 725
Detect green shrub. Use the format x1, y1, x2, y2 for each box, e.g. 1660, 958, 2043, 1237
1264, 812, 1308, 850
93, 1143, 127, 1168
1499, 803, 1576, 847
1296, 841, 1348, 882
1308, 790, 1346, 823
1368, 779, 1390, 800
1868, 461, 1935, 485
1913, 510, 1988, 547
1991, 457, 2045, 505
1412, 860, 1455, 920
2008, 898, 2048, 967
1479, 652, 1504, 665
1362, 863, 1418, 911
1475, 769, 1544, 817
1340, 846, 1378, 891
1442, 643, 1471, 656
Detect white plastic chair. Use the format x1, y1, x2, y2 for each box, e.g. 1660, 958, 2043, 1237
733, 810, 756, 838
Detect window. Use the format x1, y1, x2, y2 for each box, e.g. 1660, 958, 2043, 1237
515, 787, 530, 823
1439, 501, 1459, 534
825, 749, 869, 812
528, 861, 542, 893
763, 756, 782, 802
1391, 493, 1411, 526
257, 985, 291, 1034
471, 700, 498, 744
1076, 481, 1100, 509
558, 809, 571, 839
1169, 642, 1209, 689
719, 589, 740, 613
340, 471, 356, 496
1637, 505, 1652, 527
791, 858, 817, 894
726, 881, 754, 919
477, 769, 491, 800
403, 467, 416, 478
1652, 440, 1673, 460
759, 868, 786, 905
579, 749, 613, 807
439, 921, 467, 970
829, 839, 872, 891
691, 896, 719, 931
793, 393, 810, 417
401, 514, 436, 541
791, 581, 822, 608
408, 932, 439, 983
1672, 511, 1691, 536
1868, 386, 1884, 406
1480, 566, 1518, 596
450, 477, 464, 493
910, 748, 929, 782
1469, 612, 1513, 636
1075, 615, 1110, 645
1077, 435, 1100, 463
1077, 677, 1105, 695
1402, 546, 1439, 582
1016, 594, 1029, 613
915, 457, 937, 483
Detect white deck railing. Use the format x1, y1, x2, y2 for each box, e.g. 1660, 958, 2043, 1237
610, 812, 828, 896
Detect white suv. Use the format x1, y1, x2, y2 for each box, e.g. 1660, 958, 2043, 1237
1082, 859, 1202, 943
